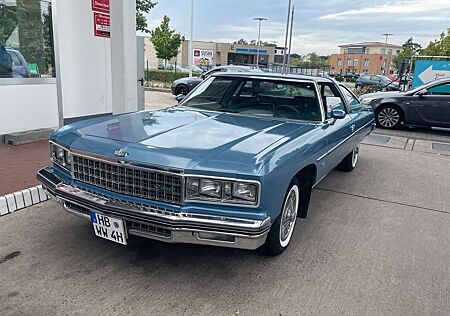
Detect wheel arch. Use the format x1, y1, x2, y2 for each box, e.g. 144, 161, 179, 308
293, 164, 317, 219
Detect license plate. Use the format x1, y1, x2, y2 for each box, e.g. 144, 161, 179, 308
90, 212, 127, 245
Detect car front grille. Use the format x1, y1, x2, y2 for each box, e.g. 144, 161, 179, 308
72, 155, 183, 205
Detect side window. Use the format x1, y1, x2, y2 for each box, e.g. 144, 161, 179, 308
340, 85, 361, 109
427, 83, 450, 95
319, 83, 345, 117
9, 52, 22, 66
370, 75, 380, 82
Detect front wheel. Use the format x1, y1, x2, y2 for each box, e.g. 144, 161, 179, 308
261, 180, 300, 256
376, 105, 402, 129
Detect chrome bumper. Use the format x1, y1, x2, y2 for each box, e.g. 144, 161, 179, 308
37, 167, 271, 250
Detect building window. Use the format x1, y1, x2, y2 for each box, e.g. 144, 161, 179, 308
396, 50, 400, 55
353, 59, 359, 67
0, 0, 55, 79
364, 58, 369, 67
343, 49, 348, 54
381, 48, 386, 54
388, 49, 392, 55
346, 58, 352, 66
337, 58, 342, 66
365, 48, 370, 54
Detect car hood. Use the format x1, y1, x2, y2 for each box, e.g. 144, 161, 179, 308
54, 108, 316, 174
360, 91, 405, 99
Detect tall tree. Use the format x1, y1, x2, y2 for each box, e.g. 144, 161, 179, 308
421, 29, 450, 56
393, 37, 421, 65
136, 0, 157, 33
150, 15, 184, 66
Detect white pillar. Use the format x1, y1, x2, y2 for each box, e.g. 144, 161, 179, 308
110, 0, 138, 114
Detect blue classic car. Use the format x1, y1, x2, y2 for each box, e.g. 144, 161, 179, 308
37, 73, 375, 255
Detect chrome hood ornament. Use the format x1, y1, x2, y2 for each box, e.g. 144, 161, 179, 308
114, 148, 129, 158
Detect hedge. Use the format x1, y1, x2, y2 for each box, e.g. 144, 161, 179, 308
145, 69, 202, 83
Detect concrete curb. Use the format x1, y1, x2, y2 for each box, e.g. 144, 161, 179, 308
0, 185, 49, 217
145, 87, 172, 93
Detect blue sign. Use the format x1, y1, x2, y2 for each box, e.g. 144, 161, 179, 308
235, 48, 268, 55
412, 60, 450, 87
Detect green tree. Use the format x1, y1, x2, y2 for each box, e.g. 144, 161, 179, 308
136, 0, 157, 33
150, 15, 184, 66
421, 29, 450, 56
393, 37, 421, 65
0, 3, 17, 44
234, 39, 248, 45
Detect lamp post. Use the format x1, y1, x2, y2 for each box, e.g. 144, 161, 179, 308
382, 33, 393, 75
189, 0, 194, 78
253, 17, 267, 68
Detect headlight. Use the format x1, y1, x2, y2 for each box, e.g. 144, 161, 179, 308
360, 98, 375, 105
186, 177, 259, 206
50, 142, 71, 170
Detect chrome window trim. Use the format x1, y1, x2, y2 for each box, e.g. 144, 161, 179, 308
184, 174, 261, 208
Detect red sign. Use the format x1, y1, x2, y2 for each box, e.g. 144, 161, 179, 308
92, 0, 110, 13
94, 13, 110, 38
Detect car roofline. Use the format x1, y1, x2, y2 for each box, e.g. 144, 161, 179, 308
212, 72, 334, 83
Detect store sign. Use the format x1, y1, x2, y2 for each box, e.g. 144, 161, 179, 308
193, 49, 214, 66
94, 13, 110, 38
412, 60, 450, 87
235, 48, 268, 55
92, 0, 110, 13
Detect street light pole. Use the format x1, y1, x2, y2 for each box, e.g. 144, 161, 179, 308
189, 0, 194, 78
253, 17, 267, 68
282, 0, 292, 74
382, 33, 393, 75
286, 5, 295, 74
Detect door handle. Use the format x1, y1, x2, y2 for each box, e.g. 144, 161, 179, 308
138, 78, 144, 87
350, 124, 355, 132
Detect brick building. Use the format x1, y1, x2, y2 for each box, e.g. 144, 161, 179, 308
330, 42, 402, 75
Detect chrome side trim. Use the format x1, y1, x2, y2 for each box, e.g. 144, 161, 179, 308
317, 119, 375, 162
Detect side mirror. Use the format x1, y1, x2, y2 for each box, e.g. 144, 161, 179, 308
201, 74, 206, 80
175, 94, 185, 103
331, 108, 346, 120
416, 89, 428, 96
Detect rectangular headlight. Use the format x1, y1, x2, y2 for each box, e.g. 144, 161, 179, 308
185, 177, 259, 206
50, 142, 71, 171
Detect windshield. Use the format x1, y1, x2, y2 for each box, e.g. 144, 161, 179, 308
180, 76, 322, 121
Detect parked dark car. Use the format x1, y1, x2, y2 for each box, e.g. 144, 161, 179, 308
356, 74, 399, 91
360, 78, 450, 129
171, 65, 263, 95
6, 48, 30, 78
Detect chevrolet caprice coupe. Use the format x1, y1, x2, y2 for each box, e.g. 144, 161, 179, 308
37, 73, 375, 255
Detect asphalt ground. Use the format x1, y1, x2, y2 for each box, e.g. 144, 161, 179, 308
1, 129, 449, 315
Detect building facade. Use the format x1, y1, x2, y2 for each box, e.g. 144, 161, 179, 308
145, 39, 276, 69
330, 42, 402, 75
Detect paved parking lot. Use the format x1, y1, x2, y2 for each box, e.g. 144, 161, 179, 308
1, 130, 449, 315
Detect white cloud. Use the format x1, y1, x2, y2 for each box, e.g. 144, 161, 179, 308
319, 0, 450, 19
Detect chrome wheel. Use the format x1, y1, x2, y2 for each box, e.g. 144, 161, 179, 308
351, 146, 360, 167
279, 185, 299, 247
378, 107, 400, 128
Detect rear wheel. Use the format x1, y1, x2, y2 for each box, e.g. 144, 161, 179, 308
376, 105, 403, 129
337, 145, 359, 172
261, 179, 300, 256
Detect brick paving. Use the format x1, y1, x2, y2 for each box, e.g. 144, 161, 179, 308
0, 141, 50, 196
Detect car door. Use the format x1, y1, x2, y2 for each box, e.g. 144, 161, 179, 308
409, 82, 450, 127
318, 83, 355, 175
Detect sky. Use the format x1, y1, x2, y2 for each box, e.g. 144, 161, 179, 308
143, 0, 450, 56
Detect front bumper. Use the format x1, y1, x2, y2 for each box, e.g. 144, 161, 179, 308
37, 167, 270, 250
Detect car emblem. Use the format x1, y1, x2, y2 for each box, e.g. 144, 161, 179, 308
114, 148, 129, 158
